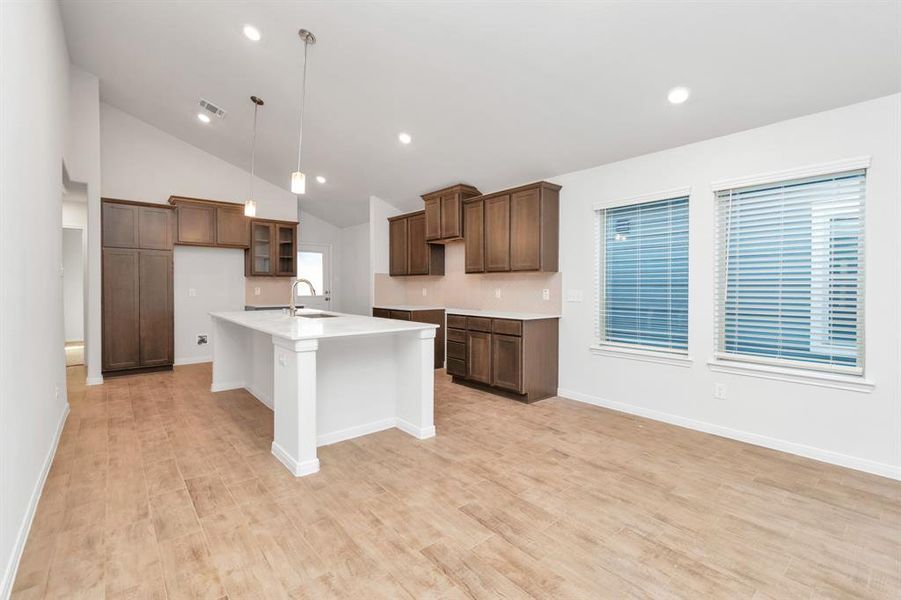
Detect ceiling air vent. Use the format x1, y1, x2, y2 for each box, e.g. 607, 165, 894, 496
199, 98, 227, 119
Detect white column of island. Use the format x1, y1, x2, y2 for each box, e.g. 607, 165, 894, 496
209, 309, 437, 476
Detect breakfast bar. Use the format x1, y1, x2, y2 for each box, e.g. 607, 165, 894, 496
209, 309, 437, 476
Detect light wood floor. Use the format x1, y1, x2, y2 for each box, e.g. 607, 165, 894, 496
11, 364, 900, 599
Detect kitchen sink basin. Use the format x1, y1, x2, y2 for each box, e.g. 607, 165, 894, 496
297, 313, 339, 319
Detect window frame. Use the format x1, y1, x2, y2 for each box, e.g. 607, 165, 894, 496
711, 157, 869, 378
592, 187, 692, 362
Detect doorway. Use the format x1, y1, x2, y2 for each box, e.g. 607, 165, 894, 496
62, 227, 85, 366
296, 242, 333, 310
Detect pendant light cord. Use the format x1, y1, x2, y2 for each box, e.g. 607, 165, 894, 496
295, 39, 310, 172
250, 101, 259, 200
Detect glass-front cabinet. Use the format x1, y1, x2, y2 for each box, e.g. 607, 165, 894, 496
245, 219, 297, 277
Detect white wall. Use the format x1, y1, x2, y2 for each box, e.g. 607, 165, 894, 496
368, 195, 404, 306
555, 94, 901, 479
173, 246, 245, 364
340, 223, 371, 315
66, 66, 102, 384
0, 2, 71, 597
62, 228, 84, 342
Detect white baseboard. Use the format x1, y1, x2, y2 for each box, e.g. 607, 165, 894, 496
396, 419, 436, 440
317, 418, 397, 447
557, 387, 901, 481
245, 383, 272, 410
1, 402, 70, 599
85, 375, 103, 386
174, 356, 212, 366
270, 442, 320, 477
210, 381, 245, 393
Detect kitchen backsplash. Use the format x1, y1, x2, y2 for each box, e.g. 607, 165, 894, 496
245, 277, 292, 305
373, 244, 562, 313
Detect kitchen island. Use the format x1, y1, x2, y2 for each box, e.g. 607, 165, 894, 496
209, 309, 437, 476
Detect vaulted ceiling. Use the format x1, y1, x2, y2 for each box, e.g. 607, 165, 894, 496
60, 1, 901, 226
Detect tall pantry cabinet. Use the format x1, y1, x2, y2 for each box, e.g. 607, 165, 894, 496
101, 198, 175, 375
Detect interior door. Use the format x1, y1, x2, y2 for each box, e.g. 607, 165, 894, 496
296, 242, 332, 310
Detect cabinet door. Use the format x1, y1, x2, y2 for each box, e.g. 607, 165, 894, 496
275, 224, 297, 276
389, 218, 408, 276
440, 193, 462, 239
467, 331, 492, 384
139, 250, 173, 367
249, 222, 275, 275
510, 188, 541, 271
424, 197, 441, 240
102, 248, 140, 371
216, 205, 249, 247
102, 202, 139, 248
176, 203, 215, 245
491, 334, 523, 392
485, 195, 511, 272
138, 206, 173, 250
463, 200, 485, 273
407, 213, 429, 275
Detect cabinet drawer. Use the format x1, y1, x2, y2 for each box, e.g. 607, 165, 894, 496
492, 319, 522, 336
447, 358, 466, 377
447, 328, 466, 343
466, 316, 492, 332
390, 310, 412, 320
447, 340, 466, 360
447, 314, 467, 329
372, 308, 391, 319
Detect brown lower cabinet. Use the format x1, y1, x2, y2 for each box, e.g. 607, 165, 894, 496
446, 313, 558, 402
102, 198, 174, 376
372, 307, 444, 369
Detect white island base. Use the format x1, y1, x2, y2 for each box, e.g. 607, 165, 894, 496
210, 310, 437, 477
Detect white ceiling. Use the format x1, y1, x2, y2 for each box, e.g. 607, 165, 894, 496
60, 1, 901, 227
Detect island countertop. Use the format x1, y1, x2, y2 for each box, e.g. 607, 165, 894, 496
210, 309, 438, 341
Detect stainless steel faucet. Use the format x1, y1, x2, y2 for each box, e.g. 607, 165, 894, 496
287, 278, 316, 316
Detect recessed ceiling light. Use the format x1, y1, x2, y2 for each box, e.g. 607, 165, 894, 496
667, 86, 690, 104
197, 112, 211, 124
243, 24, 261, 41
316, 175, 326, 184
398, 132, 412, 144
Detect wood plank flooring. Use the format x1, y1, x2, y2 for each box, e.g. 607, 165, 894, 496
11, 363, 900, 599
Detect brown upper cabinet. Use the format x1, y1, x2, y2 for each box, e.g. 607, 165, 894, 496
388, 210, 445, 276
245, 218, 298, 277
421, 184, 481, 242
102, 198, 174, 250
168, 196, 250, 248
462, 181, 561, 273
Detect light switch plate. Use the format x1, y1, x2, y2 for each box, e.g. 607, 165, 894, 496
188, 288, 197, 297
495, 288, 502, 299
566, 290, 584, 302
422, 288, 427, 297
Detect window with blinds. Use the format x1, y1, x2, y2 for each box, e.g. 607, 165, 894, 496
714, 169, 866, 374
596, 196, 689, 352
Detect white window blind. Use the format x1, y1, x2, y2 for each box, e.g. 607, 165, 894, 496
597, 196, 689, 352
714, 169, 866, 374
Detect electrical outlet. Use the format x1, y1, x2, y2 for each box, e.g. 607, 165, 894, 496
188, 288, 197, 297
55, 385, 60, 400
197, 334, 208, 345
254, 287, 261, 296
495, 288, 502, 299
542, 288, 550, 301
714, 383, 727, 400
421, 288, 428, 297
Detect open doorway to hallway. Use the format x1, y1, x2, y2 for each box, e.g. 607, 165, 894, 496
62, 177, 87, 367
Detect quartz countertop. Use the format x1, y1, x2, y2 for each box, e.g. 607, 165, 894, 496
211, 309, 437, 341
445, 308, 560, 321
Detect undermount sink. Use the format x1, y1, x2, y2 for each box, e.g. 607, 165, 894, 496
297, 313, 339, 319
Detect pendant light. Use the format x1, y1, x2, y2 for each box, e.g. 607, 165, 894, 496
245, 95, 264, 216
291, 29, 316, 194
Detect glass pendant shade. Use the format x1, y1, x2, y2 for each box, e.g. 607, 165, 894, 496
291, 171, 306, 194
244, 199, 256, 217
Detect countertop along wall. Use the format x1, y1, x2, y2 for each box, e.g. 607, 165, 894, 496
554, 94, 901, 479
